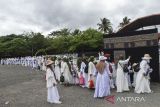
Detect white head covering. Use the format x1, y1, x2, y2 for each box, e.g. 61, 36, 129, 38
132, 63, 138, 67
99, 56, 107, 61
63, 55, 67, 58
142, 54, 152, 60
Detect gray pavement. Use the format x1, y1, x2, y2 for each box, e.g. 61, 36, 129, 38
0, 65, 160, 107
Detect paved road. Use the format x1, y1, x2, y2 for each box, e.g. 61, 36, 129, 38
0, 65, 160, 107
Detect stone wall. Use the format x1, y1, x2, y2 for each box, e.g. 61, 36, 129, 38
104, 33, 159, 49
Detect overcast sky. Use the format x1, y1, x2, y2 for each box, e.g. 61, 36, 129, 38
0, 0, 159, 36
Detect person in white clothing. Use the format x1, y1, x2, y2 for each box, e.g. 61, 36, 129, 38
88, 56, 96, 88
132, 63, 139, 87
42, 57, 46, 71
54, 57, 61, 81
104, 53, 115, 89
127, 62, 132, 87
110, 62, 117, 87
80, 58, 88, 88
116, 55, 131, 92
46, 59, 62, 104
135, 54, 153, 94
70, 60, 79, 85
94, 56, 111, 98
61, 58, 73, 86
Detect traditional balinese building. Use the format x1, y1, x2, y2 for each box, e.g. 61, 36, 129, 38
103, 14, 160, 82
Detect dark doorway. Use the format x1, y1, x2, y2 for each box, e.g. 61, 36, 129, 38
125, 46, 159, 82
104, 46, 159, 82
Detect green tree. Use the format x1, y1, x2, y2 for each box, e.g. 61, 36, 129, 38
119, 16, 131, 28
69, 28, 103, 53
0, 38, 28, 57
72, 29, 81, 36
24, 32, 49, 56
0, 27, 106, 57
97, 18, 113, 34
49, 28, 71, 37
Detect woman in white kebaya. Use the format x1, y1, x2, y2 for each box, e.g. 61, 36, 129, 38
135, 54, 153, 94
61, 58, 73, 85
132, 63, 139, 87
70, 60, 79, 85
88, 56, 96, 88
116, 55, 131, 92
111, 62, 117, 87
94, 56, 111, 98
54, 57, 61, 81
42, 57, 46, 71
46, 59, 62, 104
127, 62, 132, 87
80, 58, 88, 88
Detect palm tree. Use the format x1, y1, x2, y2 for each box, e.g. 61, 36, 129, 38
49, 28, 71, 37
97, 18, 113, 34
72, 29, 81, 36
119, 16, 131, 28
60, 28, 71, 36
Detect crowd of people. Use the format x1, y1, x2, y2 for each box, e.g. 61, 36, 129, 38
0, 52, 153, 104
0, 56, 43, 69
